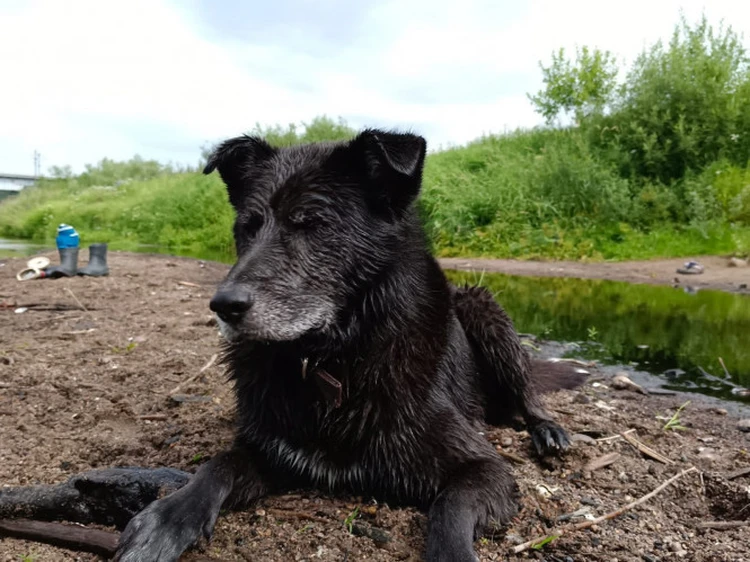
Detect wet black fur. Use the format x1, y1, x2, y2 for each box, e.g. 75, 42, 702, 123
116, 130, 586, 562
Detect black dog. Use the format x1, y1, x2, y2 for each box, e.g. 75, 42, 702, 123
116, 129, 585, 562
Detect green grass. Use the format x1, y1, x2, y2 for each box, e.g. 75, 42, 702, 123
1, 127, 749, 262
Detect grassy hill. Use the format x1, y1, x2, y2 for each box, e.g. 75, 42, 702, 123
3, 16, 750, 262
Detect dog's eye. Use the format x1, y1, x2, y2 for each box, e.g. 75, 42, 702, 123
243, 214, 264, 236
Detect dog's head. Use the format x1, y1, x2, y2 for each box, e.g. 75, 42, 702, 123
204, 129, 427, 343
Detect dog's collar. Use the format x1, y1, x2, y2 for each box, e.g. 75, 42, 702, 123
301, 357, 343, 408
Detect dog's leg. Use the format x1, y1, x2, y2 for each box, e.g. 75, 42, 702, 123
115, 447, 266, 562
453, 286, 574, 456
426, 458, 518, 562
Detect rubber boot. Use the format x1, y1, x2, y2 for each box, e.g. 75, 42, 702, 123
45, 247, 79, 278
78, 243, 109, 277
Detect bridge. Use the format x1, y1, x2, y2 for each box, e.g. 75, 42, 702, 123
0, 173, 39, 192
0, 173, 39, 200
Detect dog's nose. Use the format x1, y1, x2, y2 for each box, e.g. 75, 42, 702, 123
209, 289, 252, 324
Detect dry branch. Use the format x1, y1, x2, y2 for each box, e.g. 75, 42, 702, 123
697, 520, 750, 530
168, 353, 218, 396
511, 467, 699, 554
726, 467, 750, 481
584, 452, 620, 472
64, 288, 90, 315
596, 428, 636, 442
494, 448, 526, 465
266, 508, 330, 524
620, 431, 674, 465
0, 518, 118, 557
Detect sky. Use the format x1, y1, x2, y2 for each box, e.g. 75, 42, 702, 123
1, 0, 749, 175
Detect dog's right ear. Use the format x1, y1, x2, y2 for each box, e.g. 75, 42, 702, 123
347, 129, 427, 213
203, 136, 276, 207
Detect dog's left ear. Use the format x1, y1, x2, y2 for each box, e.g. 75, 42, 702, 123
203, 136, 276, 208
348, 129, 427, 212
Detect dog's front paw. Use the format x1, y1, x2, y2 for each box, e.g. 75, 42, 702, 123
115, 490, 217, 562
530, 419, 571, 456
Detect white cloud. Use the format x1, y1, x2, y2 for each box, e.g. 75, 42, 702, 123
1, 0, 749, 174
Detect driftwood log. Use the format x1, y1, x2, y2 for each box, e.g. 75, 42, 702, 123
0, 467, 191, 556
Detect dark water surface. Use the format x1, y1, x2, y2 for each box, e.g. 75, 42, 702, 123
446, 270, 750, 404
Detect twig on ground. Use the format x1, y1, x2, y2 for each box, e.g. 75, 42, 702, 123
726, 467, 750, 481
138, 414, 168, 421
494, 448, 527, 464
511, 467, 699, 554
718, 357, 731, 379
696, 520, 750, 530
621, 431, 674, 465
698, 366, 744, 390
584, 452, 621, 472
266, 508, 330, 524
0, 518, 118, 557
178, 281, 201, 288
168, 353, 218, 395
64, 288, 90, 315
596, 428, 636, 442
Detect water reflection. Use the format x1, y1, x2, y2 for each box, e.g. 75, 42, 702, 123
446, 270, 750, 402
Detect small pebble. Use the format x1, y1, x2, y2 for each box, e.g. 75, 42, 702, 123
501, 437, 513, 447
737, 419, 750, 432
714, 408, 728, 416
697, 447, 720, 462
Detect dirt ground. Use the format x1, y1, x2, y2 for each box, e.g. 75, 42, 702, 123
439, 256, 750, 294
1, 251, 749, 562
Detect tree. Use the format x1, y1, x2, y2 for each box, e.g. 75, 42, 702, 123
528, 46, 619, 125
606, 14, 750, 183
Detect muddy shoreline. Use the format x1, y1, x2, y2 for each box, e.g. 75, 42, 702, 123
439, 256, 750, 295
1, 252, 749, 561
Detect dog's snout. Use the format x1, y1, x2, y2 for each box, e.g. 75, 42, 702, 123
210, 289, 252, 324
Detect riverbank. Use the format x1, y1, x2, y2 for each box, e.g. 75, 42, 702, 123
3, 244, 749, 295
1, 252, 749, 561
440, 255, 750, 295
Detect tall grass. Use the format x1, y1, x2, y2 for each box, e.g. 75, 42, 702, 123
3, 129, 748, 261
0, 172, 235, 258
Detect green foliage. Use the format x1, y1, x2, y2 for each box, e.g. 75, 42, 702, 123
529, 46, 618, 125
247, 115, 355, 147
5, 12, 750, 270
531, 534, 559, 550
599, 15, 750, 184
344, 506, 360, 533
660, 401, 691, 431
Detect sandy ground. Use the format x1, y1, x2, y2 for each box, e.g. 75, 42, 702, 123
0, 251, 749, 562
438, 256, 750, 294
